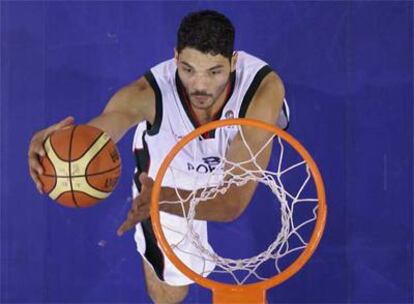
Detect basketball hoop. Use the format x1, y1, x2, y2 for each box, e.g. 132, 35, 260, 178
150, 118, 327, 303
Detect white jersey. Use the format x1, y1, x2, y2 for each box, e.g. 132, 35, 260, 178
132, 51, 290, 285
132, 51, 290, 192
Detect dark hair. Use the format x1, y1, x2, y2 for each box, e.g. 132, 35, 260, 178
177, 10, 235, 59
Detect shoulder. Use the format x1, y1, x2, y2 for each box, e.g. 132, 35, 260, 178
140, 58, 176, 103
146, 57, 176, 83
256, 71, 285, 100
130, 76, 158, 124
121, 76, 155, 105
236, 51, 267, 67
122, 58, 175, 127
244, 69, 285, 124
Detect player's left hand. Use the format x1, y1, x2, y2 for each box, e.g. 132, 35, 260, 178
117, 172, 154, 236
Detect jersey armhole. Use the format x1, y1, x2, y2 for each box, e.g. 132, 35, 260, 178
144, 71, 163, 135
239, 65, 273, 118
238, 65, 290, 130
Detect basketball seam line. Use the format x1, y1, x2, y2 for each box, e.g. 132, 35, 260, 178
45, 137, 58, 193
84, 134, 117, 177
75, 131, 120, 197
54, 189, 110, 201
41, 164, 121, 178
69, 126, 79, 208
47, 133, 71, 163
69, 129, 105, 162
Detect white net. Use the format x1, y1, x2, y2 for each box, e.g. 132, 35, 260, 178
157, 124, 319, 285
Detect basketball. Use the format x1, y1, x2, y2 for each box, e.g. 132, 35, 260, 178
39, 125, 121, 208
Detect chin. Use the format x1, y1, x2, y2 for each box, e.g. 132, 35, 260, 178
191, 99, 214, 110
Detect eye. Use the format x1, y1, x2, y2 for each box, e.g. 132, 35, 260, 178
183, 67, 192, 73
211, 70, 222, 75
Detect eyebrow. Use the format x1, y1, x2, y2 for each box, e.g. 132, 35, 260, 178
181, 61, 224, 71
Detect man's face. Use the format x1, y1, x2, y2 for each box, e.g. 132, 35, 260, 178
175, 48, 236, 110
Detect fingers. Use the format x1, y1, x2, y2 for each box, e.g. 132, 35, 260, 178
117, 204, 150, 236
34, 140, 46, 158
29, 167, 44, 194
117, 174, 155, 236
139, 173, 154, 200
117, 220, 130, 237
42, 116, 74, 141
28, 147, 45, 193
139, 172, 153, 187
28, 150, 43, 174
28, 116, 75, 195
52, 116, 75, 131
40, 116, 75, 152
117, 211, 138, 236
29, 129, 47, 159
28, 131, 46, 193
28, 152, 44, 191
117, 195, 150, 236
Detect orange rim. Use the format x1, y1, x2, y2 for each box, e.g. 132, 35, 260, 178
150, 118, 327, 292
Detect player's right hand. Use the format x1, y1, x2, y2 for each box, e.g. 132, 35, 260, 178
117, 172, 154, 236
28, 116, 75, 194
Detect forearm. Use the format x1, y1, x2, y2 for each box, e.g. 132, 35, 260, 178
88, 78, 153, 143
87, 111, 135, 143
158, 181, 257, 222
158, 134, 273, 222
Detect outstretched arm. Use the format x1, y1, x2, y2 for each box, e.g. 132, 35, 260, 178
28, 76, 155, 193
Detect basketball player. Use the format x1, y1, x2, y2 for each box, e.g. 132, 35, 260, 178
28, 10, 289, 303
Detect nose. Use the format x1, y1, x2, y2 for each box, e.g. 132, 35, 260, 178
192, 73, 209, 93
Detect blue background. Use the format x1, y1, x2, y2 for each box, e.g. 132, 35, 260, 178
1, 1, 412, 303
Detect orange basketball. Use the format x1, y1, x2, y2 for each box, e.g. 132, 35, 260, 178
39, 125, 121, 208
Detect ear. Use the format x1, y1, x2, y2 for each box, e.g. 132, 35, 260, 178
174, 48, 179, 63
230, 51, 238, 72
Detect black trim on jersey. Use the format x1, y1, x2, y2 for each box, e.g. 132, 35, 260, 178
141, 218, 165, 281
132, 132, 165, 281
239, 65, 273, 118
144, 71, 163, 136
133, 132, 150, 192
281, 101, 290, 130
175, 71, 236, 139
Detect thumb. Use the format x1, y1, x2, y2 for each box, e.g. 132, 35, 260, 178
139, 172, 154, 187
53, 116, 75, 131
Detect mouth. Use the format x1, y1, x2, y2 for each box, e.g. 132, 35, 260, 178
192, 95, 210, 103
